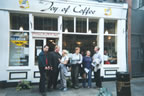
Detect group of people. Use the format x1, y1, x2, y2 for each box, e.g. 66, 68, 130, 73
38, 45, 102, 95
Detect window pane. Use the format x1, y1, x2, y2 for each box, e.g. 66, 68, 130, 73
89, 19, 98, 33
63, 17, 74, 32
9, 32, 29, 66
104, 20, 117, 34
63, 34, 97, 55
104, 36, 117, 64
10, 13, 29, 30
76, 18, 87, 33
34, 16, 58, 31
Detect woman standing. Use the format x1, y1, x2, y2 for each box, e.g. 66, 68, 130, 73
92, 46, 102, 88
82, 50, 92, 88
58, 50, 69, 91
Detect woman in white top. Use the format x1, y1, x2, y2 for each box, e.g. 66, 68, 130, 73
58, 49, 69, 91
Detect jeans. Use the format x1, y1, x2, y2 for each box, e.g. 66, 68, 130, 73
82, 68, 92, 87
59, 64, 68, 88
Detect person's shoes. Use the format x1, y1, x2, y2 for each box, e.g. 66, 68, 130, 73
74, 86, 79, 89
40, 92, 46, 96
82, 86, 86, 88
87, 86, 91, 88
62, 87, 68, 91
47, 88, 52, 92
59, 87, 64, 90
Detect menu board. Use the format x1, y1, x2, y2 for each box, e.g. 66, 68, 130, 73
9, 32, 29, 66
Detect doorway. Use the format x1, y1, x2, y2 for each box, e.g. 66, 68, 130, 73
31, 37, 58, 82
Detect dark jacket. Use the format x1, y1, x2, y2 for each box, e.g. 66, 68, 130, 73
50, 51, 62, 71
38, 51, 51, 68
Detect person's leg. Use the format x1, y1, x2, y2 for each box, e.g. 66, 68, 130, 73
82, 73, 86, 88
88, 69, 92, 87
71, 65, 75, 87
53, 70, 59, 89
94, 72, 97, 87
39, 67, 46, 92
47, 71, 53, 89
96, 69, 102, 88
60, 69, 63, 89
75, 65, 79, 88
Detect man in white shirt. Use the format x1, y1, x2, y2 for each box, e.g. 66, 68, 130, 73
71, 47, 83, 89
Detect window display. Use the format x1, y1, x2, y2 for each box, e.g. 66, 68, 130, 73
9, 32, 29, 66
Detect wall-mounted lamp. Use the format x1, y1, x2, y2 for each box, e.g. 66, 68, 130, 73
64, 28, 68, 33
88, 29, 92, 34
76, 41, 82, 45
108, 36, 111, 40
105, 30, 109, 35
19, 26, 24, 31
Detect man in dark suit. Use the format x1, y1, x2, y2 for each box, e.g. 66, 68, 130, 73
38, 45, 51, 95
48, 45, 62, 90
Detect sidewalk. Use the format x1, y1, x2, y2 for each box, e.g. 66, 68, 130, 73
0, 77, 144, 96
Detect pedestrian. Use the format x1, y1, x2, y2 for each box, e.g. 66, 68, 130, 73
58, 49, 69, 91
92, 46, 102, 88
82, 50, 92, 88
47, 45, 62, 90
71, 47, 83, 89
38, 45, 51, 95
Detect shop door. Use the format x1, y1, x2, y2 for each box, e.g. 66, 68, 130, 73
31, 38, 58, 82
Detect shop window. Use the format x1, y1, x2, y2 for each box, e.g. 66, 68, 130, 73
76, 18, 87, 33
104, 36, 117, 65
63, 17, 74, 32
10, 13, 29, 30
9, 32, 29, 66
34, 16, 58, 31
63, 34, 97, 55
89, 19, 98, 33
104, 20, 117, 34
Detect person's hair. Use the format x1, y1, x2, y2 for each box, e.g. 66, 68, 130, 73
86, 50, 91, 55
63, 49, 69, 55
75, 47, 80, 51
55, 45, 59, 50
95, 46, 100, 51
44, 45, 49, 48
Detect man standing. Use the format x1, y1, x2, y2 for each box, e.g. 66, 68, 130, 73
71, 47, 83, 89
38, 45, 51, 95
92, 46, 102, 88
48, 45, 62, 90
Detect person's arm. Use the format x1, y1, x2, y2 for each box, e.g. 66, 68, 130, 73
98, 53, 102, 64
38, 53, 46, 68
60, 56, 69, 65
78, 54, 83, 64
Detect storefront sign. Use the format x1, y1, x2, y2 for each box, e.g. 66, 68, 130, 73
11, 40, 28, 46
0, 0, 128, 19
40, 2, 96, 16
32, 32, 59, 38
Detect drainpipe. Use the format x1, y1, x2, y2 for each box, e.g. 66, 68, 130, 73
126, 0, 132, 78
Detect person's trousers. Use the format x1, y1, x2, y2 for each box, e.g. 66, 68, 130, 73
82, 68, 92, 87
71, 64, 79, 87
94, 69, 102, 88
48, 70, 59, 89
39, 67, 46, 92
60, 66, 67, 88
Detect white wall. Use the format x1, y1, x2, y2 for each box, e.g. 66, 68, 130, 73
0, 11, 9, 81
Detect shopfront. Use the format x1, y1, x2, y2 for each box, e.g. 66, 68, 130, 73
0, 0, 128, 82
